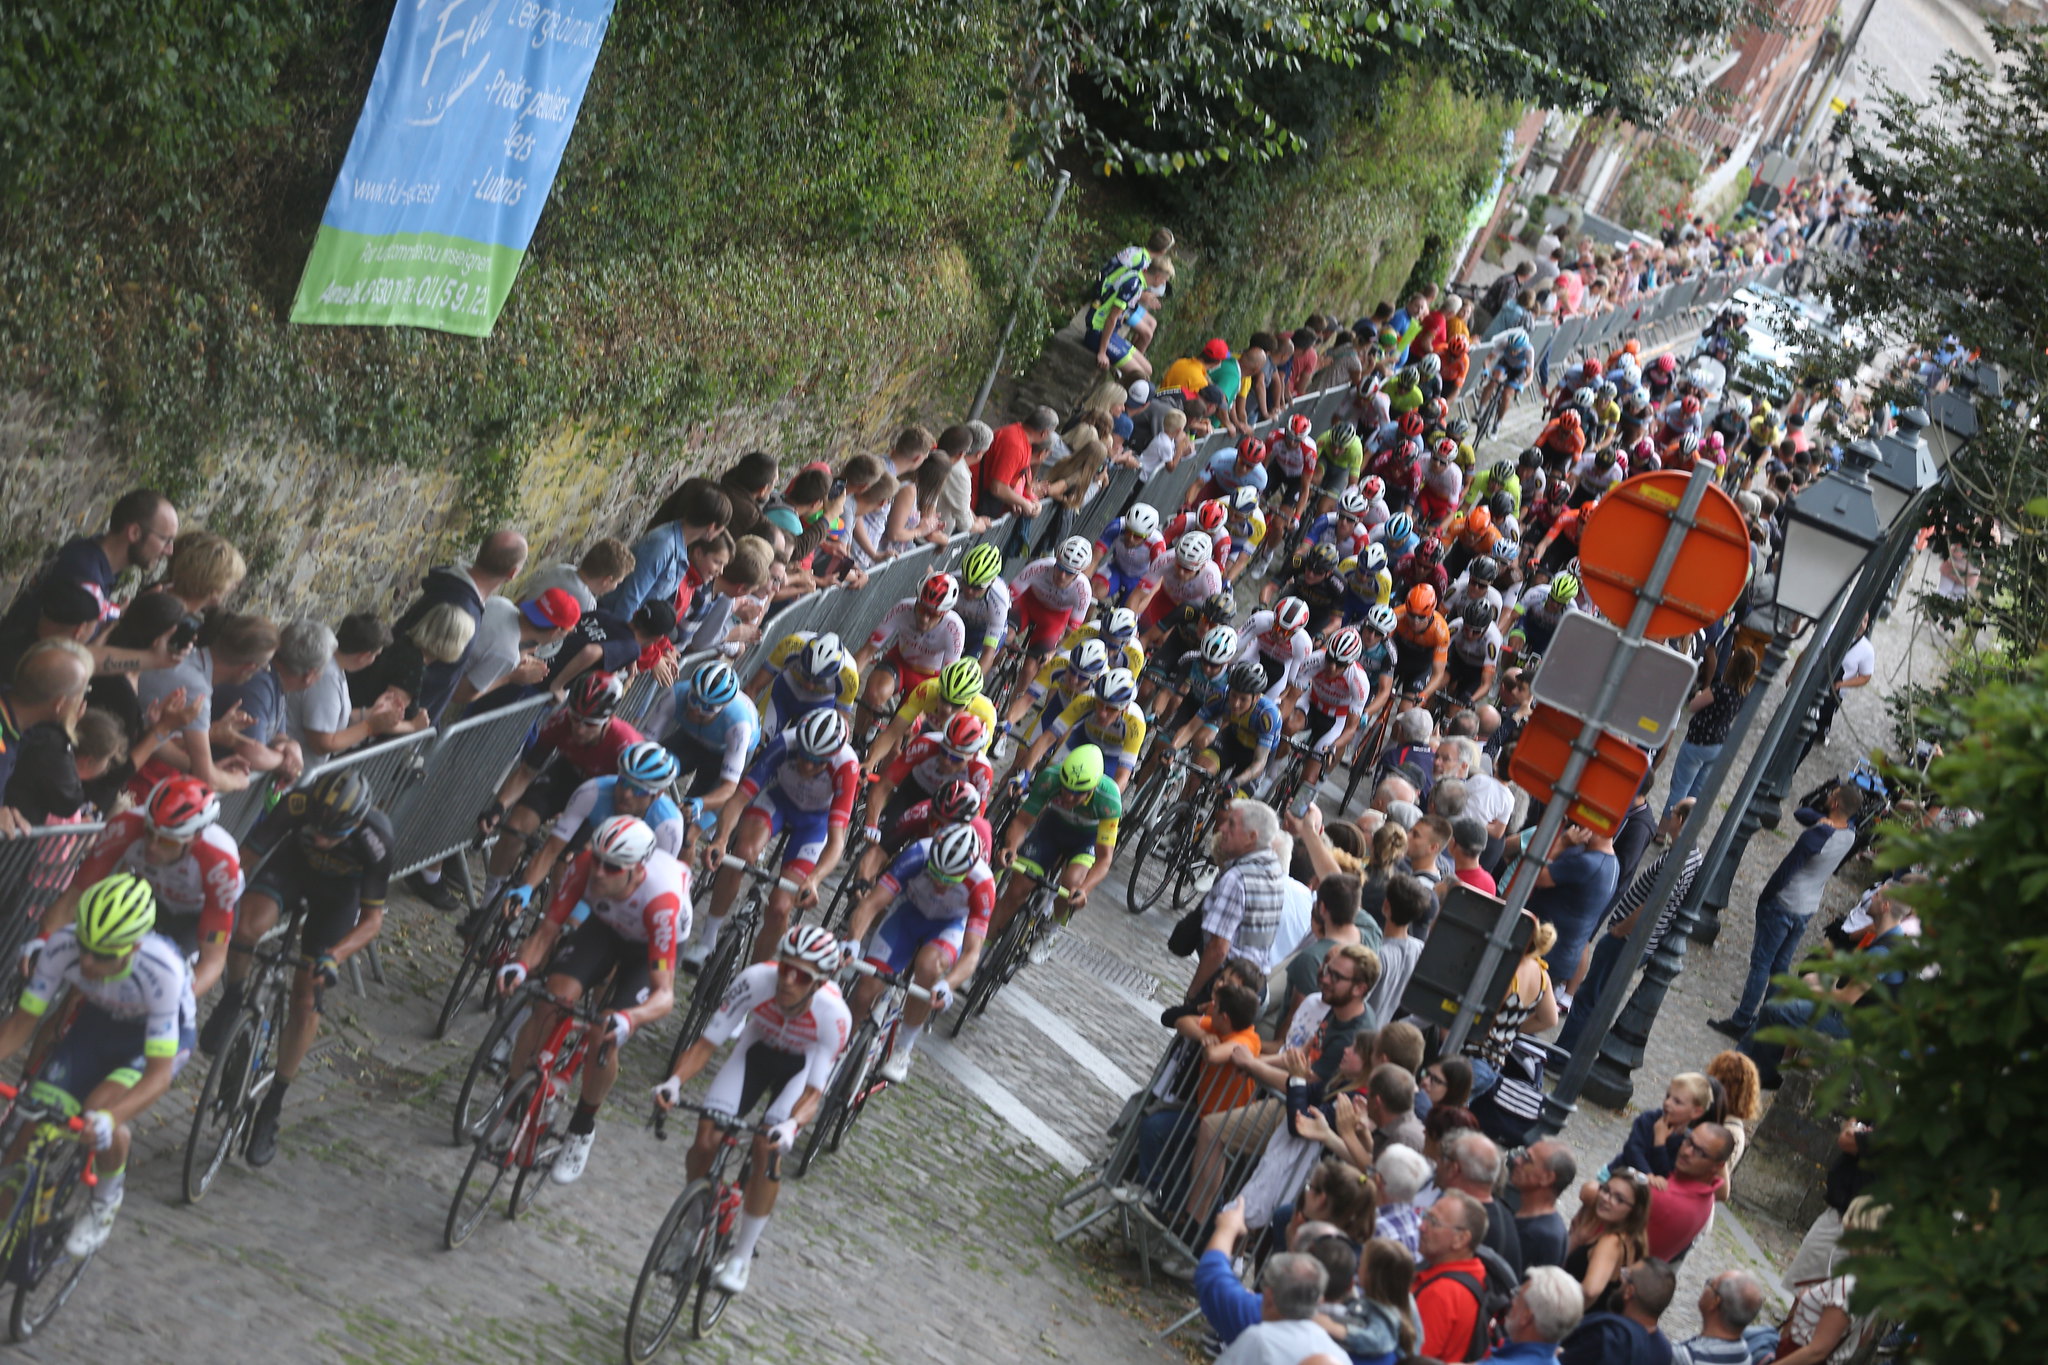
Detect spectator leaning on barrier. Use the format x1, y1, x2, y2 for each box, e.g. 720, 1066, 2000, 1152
975, 408, 1052, 523
0, 639, 94, 832
601, 478, 733, 620
276, 618, 401, 770
0, 488, 178, 641
521, 536, 635, 615
376, 528, 528, 728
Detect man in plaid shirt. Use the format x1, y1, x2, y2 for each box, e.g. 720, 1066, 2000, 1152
1185, 799, 1288, 1005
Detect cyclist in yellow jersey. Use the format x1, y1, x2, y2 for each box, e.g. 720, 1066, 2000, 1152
1015, 669, 1146, 789
749, 630, 860, 736
1056, 607, 1148, 681
1004, 636, 1110, 731
862, 659, 995, 776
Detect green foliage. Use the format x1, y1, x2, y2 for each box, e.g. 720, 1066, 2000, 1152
1816, 26, 2048, 665
1792, 657, 2048, 1359
1611, 139, 1702, 235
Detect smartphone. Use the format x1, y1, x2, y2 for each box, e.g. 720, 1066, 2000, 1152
169, 614, 202, 653
830, 478, 847, 499
1289, 787, 1316, 820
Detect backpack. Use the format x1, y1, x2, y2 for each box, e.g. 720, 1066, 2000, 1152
1440, 1244, 1520, 1360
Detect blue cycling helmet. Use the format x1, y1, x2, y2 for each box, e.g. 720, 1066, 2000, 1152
1387, 513, 1414, 542
618, 741, 680, 792
689, 660, 740, 710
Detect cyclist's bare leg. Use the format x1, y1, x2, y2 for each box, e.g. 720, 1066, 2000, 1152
79, 1076, 137, 1181
220, 891, 280, 994
747, 885, 800, 967
706, 814, 770, 925
275, 966, 325, 1085
899, 941, 950, 1034
508, 974, 582, 1076
686, 1115, 721, 1181
487, 806, 543, 880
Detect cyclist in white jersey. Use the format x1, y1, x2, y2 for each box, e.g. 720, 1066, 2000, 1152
855, 572, 967, 717
654, 926, 851, 1298
1284, 628, 1384, 790
0, 874, 196, 1256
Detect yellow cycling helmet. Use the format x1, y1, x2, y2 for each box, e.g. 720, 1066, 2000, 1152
1059, 744, 1104, 793
76, 872, 157, 956
937, 658, 983, 706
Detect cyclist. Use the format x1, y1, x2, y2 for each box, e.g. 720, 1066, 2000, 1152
1393, 534, 1450, 607
954, 543, 1013, 673
1590, 382, 1622, 447
1261, 543, 1347, 635
1058, 606, 1147, 678
1005, 638, 1109, 749
1367, 432, 1424, 515
1221, 485, 1268, 583
0, 873, 194, 1256
1134, 623, 1240, 786
657, 661, 760, 839
1440, 333, 1472, 399
842, 822, 995, 1083
1414, 438, 1464, 526
1175, 661, 1284, 790
1193, 435, 1269, 505
987, 745, 1120, 954
889, 777, 992, 857
1570, 448, 1625, 508
653, 925, 851, 1298
1314, 421, 1366, 510
695, 707, 861, 969
1744, 400, 1784, 466
1443, 602, 1503, 708
748, 630, 857, 737
201, 768, 391, 1166
1503, 570, 1580, 660
855, 570, 966, 719
1285, 627, 1383, 791
1304, 484, 1379, 562
1644, 352, 1679, 404
1237, 596, 1312, 697
1008, 537, 1097, 663
1090, 504, 1165, 606
495, 814, 686, 1183
1136, 587, 1235, 710
1531, 493, 1598, 576
1373, 509, 1419, 567
480, 741, 687, 933
1474, 328, 1534, 423
1389, 584, 1451, 708
1445, 555, 1507, 619
1160, 498, 1232, 567
1535, 407, 1587, 472
1382, 366, 1424, 417
39, 775, 241, 996
855, 711, 994, 886
867, 656, 995, 773
479, 672, 643, 894
1130, 530, 1224, 635
1440, 501, 1500, 581
1264, 415, 1318, 541
1337, 547, 1395, 625
1016, 667, 1146, 789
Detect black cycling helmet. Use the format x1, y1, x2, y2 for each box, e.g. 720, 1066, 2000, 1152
1444, 418, 1470, 443
1305, 543, 1341, 574
1461, 602, 1499, 631
1228, 662, 1268, 695
1518, 446, 1543, 470
1469, 555, 1500, 585
1201, 589, 1238, 624
1487, 490, 1515, 522
303, 769, 373, 838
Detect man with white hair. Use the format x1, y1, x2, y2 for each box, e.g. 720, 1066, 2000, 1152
1439, 734, 1514, 852
1439, 1128, 1525, 1275
1215, 1251, 1344, 1364
1673, 1269, 1768, 1365
1490, 1266, 1586, 1363
1185, 799, 1287, 1004
1373, 1143, 1431, 1252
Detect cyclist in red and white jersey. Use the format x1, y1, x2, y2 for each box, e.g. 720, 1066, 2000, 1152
853, 712, 994, 887
1284, 628, 1385, 789
1130, 531, 1224, 634
1008, 537, 1097, 658
889, 778, 994, 858
1161, 499, 1233, 567
654, 925, 852, 1298
498, 815, 687, 1185
855, 571, 966, 717
476, 672, 642, 898
1236, 596, 1313, 696
40, 776, 242, 995
1265, 414, 1319, 537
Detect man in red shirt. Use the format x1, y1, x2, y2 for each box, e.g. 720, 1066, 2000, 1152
1415, 1190, 1491, 1361
974, 407, 1054, 521
1646, 1121, 1733, 1260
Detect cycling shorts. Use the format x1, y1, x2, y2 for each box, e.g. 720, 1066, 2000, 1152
35, 1003, 195, 1112
1305, 706, 1347, 753
1278, 468, 1315, 506
740, 791, 833, 880
1094, 563, 1146, 603
1446, 654, 1489, 700
875, 777, 935, 837
516, 763, 588, 821
882, 650, 935, 699
247, 847, 368, 960
1200, 732, 1263, 781
1252, 653, 1290, 695
1016, 817, 1099, 877
1318, 461, 1353, 493
1081, 328, 1133, 365
549, 918, 656, 1017
702, 1040, 809, 1126
868, 902, 967, 974
761, 677, 840, 738
664, 732, 734, 798
1013, 594, 1074, 654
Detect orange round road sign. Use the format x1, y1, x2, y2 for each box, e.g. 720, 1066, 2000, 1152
1578, 472, 1750, 639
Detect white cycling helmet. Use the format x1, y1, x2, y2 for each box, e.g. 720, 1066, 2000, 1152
799, 632, 846, 687
1326, 628, 1364, 666
794, 707, 850, 759
1125, 504, 1160, 539
1175, 531, 1213, 567
1229, 485, 1260, 515
928, 823, 983, 881
1201, 625, 1240, 664
1070, 638, 1111, 681
590, 815, 657, 869
1339, 486, 1370, 517
1364, 603, 1399, 634
779, 924, 843, 977
1094, 668, 1138, 707
1102, 607, 1139, 642
1057, 536, 1093, 574
1364, 542, 1388, 574
1274, 597, 1310, 633
1419, 353, 1442, 378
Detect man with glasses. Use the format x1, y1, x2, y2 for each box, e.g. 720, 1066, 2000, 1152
1414, 1189, 1494, 1360
1506, 1140, 1578, 1270
497, 815, 685, 1185
1646, 1122, 1734, 1261
0, 488, 177, 642
654, 924, 851, 1298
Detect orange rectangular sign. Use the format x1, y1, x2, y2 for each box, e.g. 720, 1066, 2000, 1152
1507, 703, 1651, 834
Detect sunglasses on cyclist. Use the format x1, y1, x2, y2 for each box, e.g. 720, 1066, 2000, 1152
776, 960, 823, 984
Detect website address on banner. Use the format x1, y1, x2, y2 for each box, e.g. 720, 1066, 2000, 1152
355, 241, 493, 276
315, 273, 492, 317
348, 176, 441, 208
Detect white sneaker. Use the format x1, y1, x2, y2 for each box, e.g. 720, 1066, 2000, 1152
65, 1193, 121, 1258
1027, 932, 1056, 967
879, 1049, 913, 1084
550, 1130, 596, 1184
711, 1254, 751, 1295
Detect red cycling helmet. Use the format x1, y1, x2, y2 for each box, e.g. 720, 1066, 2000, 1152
1287, 413, 1313, 438
1196, 501, 1228, 533
919, 572, 961, 614
1560, 410, 1582, 430
1398, 412, 1425, 438
144, 776, 220, 840
1236, 436, 1269, 468
1418, 535, 1444, 563
932, 777, 983, 823
1681, 395, 1702, 416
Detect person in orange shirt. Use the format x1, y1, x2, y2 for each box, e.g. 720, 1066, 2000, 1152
1441, 334, 1472, 400
1134, 968, 1263, 1197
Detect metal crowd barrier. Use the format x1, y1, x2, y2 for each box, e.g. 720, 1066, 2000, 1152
0, 822, 105, 1004
388, 696, 554, 880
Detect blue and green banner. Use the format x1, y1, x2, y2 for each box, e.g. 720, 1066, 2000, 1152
290, 0, 616, 336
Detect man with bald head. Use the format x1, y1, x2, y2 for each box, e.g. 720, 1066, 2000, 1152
0, 639, 93, 831
1674, 1269, 1768, 1365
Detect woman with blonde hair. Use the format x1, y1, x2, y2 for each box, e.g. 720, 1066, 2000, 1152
165, 530, 247, 616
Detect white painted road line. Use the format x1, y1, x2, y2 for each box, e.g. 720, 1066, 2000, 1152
1002, 986, 1143, 1098
923, 1036, 1089, 1175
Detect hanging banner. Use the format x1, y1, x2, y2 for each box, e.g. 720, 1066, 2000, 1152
290, 0, 617, 336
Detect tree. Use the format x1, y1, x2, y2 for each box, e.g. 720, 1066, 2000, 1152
1816, 25, 2048, 669
1785, 657, 2048, 1360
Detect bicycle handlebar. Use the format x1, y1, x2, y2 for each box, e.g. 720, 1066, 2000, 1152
0, 1082, 87, 1135
720, 854, 802, 896
1002, 860, 1076, 897
844, 956, 934, 1003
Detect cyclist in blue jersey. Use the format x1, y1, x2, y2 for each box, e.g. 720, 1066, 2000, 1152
1373, 511, 1421, 564
1090, 503, 1165, 606
1173, 662, 1283, 788
1475, 328, 1535, 422
659, 661, 760, 813
748, 631, 858, 737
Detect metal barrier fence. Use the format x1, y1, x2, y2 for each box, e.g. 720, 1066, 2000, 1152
388, 696, 554, 880
0, 822, 105, 1004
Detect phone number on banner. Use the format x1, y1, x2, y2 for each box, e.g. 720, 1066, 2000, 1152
314, 274, 493, 318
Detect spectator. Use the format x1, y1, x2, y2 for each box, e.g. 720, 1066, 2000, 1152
1526, 823, 1619, 1006
132, 613, 275, 797
1673, 1269, 1768, 1365
1135, 974, 1262, 1201
1554, 801, 1701, 1056
1485, 286, 1538, 340
79, 592, 202, 799
1613, 1072, 1712, 1178
1372, 1143, 1430, 1252
1418, 1055, 1473, 1119
1492, 1265, 1587, 1365
931, 425, 990, 535
1783, 1120, 1873, 1289
1213, 1248, 1345, 1365
717, 451, 780, 542
370, 529, 527, 727
352, 602, 475, 738
974, 407, 1054, 524
601, 478, 732, 619
1449, 816, 1495, 894
1509, 1140, 1577, 1270
72, 708, 130, 814
453, 588, 582, 710
1362, 1063, 1425, 1156
0, 489, 178, 639
1186, 800, 1288, 1000
1645, 1122, 1733, 1261
163, 530, 246, 616
680, 535, 774, 657
1772, 1198, 1886, 1364
1438, 1128, 1523, 1275
1272, 873, 1363, 1036
0, 578, 102, 681
1160, 338, 1227, 395
1401, 814, 1449, 894
195, 614, 296, 788
668, 530, 735, 624
1413, 1189, 1491, 1361
1564, 1167, 1652, 1308
1559, 1257, 1676, 1365
1665, 647, 1757, 820
548, 600, 678, 696
1477, 262, 1535, 332
521, 537, 636, 613
275, 618, 404, 769
1705, 1051, 1762, 1190
0, 640, 94, 831
1322, 1236, 1421, 1361
1710, 782, 1860, 1042
1739, 881, 1911, 1088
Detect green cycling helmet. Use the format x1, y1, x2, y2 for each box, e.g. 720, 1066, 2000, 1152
1059, 744, 1105, 793
1549, 571, 1581, 605
76, 873, 157, 956
937, 658, 984, 706
961, 543, 1004, 589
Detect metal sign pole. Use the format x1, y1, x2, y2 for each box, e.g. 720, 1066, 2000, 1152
1442, 460, 1718, 1058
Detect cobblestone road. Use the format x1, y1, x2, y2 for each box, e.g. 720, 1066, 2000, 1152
17, 341, 1937, 1361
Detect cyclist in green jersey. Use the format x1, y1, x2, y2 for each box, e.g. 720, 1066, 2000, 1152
987, 746, 1120, 944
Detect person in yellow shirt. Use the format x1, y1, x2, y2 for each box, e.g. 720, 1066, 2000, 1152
862, 658, 997, 775
1014, 669, 1147, 789
1158, 338, 1228, 395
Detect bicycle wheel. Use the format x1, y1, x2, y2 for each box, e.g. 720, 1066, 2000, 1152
668, 901, 758, 1075
952, 914, 1022, 1036
795, 1018, 877, 1179
435, 889, 520, 1039
1125, 802, 1194, 914
182, 1010, 259, 1204
986, 780, 1026, 847
624, 1182, 714, 1364
9, 1152, 93, 1342
451, 997, 526, 1148
444, 1071, 535, 1249
826, 1022, 885, 1154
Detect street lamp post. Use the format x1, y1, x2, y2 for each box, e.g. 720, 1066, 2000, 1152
1547, 448, 1891, 1121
